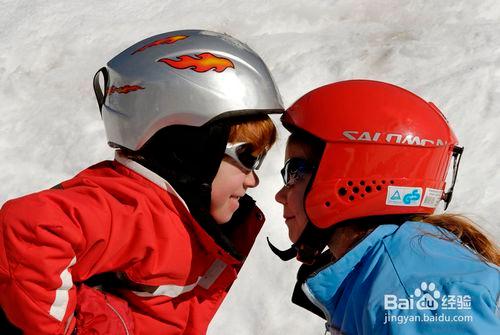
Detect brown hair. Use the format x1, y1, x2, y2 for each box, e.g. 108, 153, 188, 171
413, 214, 500, 266
228, 114, 277, 156
287, 130, 325, 163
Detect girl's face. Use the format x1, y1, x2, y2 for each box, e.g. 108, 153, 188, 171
275, 140, 314, 243
210, 156, 259, 224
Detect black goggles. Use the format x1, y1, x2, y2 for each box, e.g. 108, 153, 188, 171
225, 142, 267, 172
280, 158, 316, 186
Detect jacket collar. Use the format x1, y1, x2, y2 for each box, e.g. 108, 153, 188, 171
293, 224, 400, 318
113, 151, 247, 265
114, 151, 190, 212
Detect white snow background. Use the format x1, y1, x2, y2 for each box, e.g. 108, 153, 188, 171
1, 0, 499, 334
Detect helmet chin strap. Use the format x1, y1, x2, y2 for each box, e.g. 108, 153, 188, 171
268, 214, 414, 264
266, 237, 297, 261
267, 221, 332, 265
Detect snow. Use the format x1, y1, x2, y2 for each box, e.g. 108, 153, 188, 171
1, 1, 499, 334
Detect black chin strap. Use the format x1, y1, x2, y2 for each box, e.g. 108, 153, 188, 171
266, 237, 297, 261
267, 221, 332, 265
268, 215, 413, 265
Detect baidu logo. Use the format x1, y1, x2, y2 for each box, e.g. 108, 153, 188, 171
383, 281, 474, 325
384, 281, 472, 311
384, 281, 441, 310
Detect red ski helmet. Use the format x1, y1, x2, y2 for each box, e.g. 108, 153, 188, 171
283, 80, 461, 230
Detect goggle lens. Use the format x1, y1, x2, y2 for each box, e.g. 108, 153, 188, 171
225, 142, 267, 171
280, 158, 315, 186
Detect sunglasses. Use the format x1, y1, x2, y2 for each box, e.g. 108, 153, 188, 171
225, 142, 267, 172
280, 158, 316, 186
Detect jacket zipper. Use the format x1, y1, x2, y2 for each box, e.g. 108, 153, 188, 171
104, 297, 130, 335
301, 282, 334, 334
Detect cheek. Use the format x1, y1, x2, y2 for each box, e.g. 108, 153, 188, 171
210, 160, 245, 223
284, 179, 311, 242
289, 183, 308, 214
211, 161, 244, 199
212, 174, 244, 200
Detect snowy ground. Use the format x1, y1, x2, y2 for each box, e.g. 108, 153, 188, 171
1, 1, 499, 334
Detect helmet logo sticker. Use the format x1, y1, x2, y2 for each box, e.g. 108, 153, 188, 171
158, 52, 235, 73
343, 131, 446, 147
132, 35, 188, 55
107, 85, 145, 95
386, 186, 422, 206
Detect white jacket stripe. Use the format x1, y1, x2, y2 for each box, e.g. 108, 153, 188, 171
49, 257, 77, 321
133, 260, 227, 298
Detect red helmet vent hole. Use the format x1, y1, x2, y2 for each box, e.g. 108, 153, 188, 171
360, 181, 365, 186
361, 194, 365, 198
382, 180, 386, 184
325, 201, 331, 207
348, 181, 354, 186
376, 185, 382, 191
348, 195, 355, 201
338, 187, 347, 196
390, 180, 394, 184
353, 186, 359, 193
365, 186, 372, 193
372, 180, 376, 184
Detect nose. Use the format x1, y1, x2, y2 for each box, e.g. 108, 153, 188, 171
244, 170, 260, 188
275, 185, 287, 204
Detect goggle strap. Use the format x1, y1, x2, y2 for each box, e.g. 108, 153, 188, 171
93, 67, 109, 117
443, 145, 464, 210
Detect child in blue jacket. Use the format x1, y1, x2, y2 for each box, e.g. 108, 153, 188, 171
270, 80, 499, 334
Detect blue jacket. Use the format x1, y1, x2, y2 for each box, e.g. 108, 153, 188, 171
295, 221, 500, 334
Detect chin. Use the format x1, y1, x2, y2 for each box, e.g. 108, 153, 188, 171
212, 211, 235, 225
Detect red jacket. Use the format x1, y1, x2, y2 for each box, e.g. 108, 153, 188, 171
0, 155, 265, 334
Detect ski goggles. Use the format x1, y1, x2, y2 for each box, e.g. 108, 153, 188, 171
280, 158, 316, 186
225, 142, 267, 172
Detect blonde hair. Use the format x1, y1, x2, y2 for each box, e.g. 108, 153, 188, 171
413, 213, 500, 266
228, 114, 277, 156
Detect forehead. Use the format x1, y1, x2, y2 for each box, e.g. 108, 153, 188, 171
285, 138, 313, 161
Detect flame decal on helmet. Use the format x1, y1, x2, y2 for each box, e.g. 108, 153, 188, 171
107, 85, 145, 95
158, 52, 235, 73
132, 35, 188, 55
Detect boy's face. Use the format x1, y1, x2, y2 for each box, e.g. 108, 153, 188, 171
210, 157, 260, 224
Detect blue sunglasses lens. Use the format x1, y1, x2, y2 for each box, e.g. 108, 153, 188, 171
280, 158, 314, 186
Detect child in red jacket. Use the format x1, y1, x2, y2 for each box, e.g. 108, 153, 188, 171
0, 29, 283, 335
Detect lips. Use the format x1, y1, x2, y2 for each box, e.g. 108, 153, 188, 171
230, 193, 245, 200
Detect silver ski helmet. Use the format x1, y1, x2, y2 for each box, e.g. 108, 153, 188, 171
93, 29, 284, 151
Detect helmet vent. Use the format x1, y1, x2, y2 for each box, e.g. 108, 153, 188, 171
338, 187, 347, 196
338, 178, 387, 202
